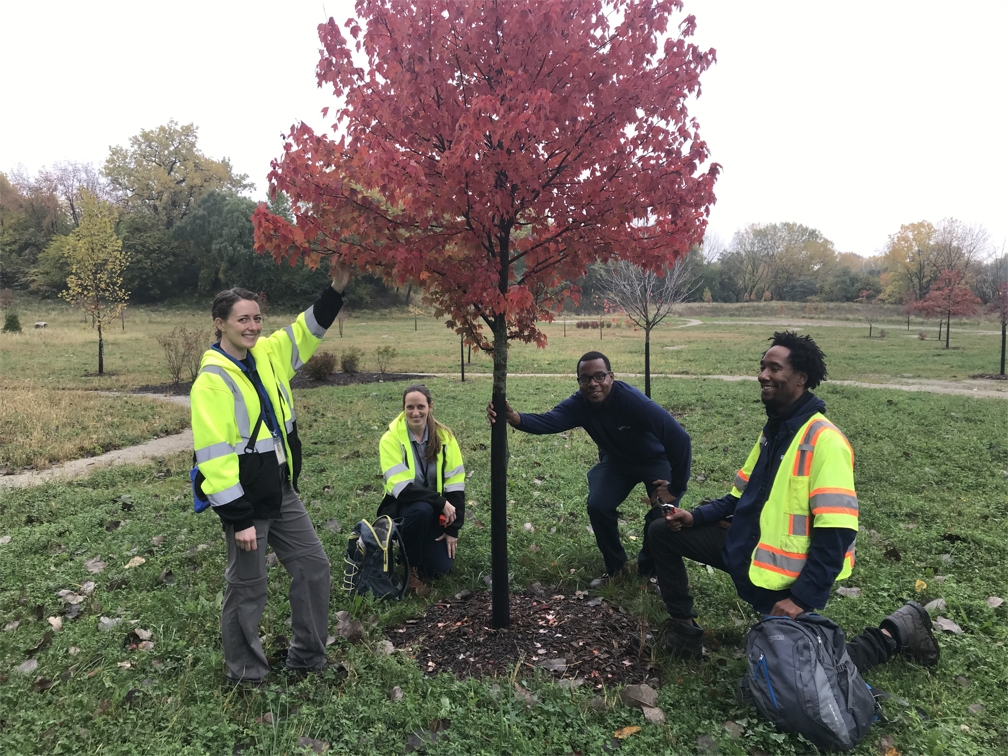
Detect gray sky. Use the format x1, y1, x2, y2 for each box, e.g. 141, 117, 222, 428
2, 1, 1004, 258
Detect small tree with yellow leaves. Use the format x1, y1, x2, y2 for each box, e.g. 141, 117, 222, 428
61, 191, 131, 374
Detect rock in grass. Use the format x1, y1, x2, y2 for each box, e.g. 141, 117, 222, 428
836, 586, 861, 598
968, 703, 985, 714
537, 657, 567, 673
924, 598, 947, 612
389, 686, 404, 701
933, 616, 964, 634
641, 705, 666, 724
986, 596, 1004, 609
84, 557, 107, 574
16, 658, 38, 675
0, 535, 11, 545
620, 683, 658, 709
4, 621, 19, 632
98, 617, 122, 632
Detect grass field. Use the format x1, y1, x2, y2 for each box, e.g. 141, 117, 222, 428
1, 376, 1005, 755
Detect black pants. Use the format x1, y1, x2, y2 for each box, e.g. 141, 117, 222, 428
647, 519, 897, 673
396, 500, 454, 579
585, 455, 674, 576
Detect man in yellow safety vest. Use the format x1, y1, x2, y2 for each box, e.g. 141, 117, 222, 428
648, 331, 939, 673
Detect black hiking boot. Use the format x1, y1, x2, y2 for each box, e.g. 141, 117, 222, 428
881, 601, 940, 667
658, 618, 705, 660
588, 561, 633, 589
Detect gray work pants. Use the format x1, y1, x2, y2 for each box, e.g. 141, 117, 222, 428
222, 478, 330, 682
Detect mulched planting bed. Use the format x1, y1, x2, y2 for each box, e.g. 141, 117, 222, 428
390, 585, 661, 687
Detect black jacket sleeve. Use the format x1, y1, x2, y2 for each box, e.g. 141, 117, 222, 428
213, 498, 255, 533
789, 527, 858, 611
310, 285, 345, 330
444, 490, 465, 537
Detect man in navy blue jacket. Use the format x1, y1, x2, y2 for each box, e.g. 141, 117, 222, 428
488, 351, 691, 583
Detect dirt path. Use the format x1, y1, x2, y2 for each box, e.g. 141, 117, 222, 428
0, 393, 192, 491
3, 373, 1003, 491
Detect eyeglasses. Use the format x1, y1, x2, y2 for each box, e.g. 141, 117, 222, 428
577, 371, 611, 386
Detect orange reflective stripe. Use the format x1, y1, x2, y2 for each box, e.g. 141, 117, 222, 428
810, 487, 858, 516
752, 542, 807, 578
734, 469, 750, 492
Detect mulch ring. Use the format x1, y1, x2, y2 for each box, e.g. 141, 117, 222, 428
390, 585, 661, 688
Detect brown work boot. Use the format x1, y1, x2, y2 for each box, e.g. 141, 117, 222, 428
658, 617, 705, 660
407, 568, 431, 598
881, 601, 940, 667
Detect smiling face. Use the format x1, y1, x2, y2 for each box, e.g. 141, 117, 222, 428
215, 299, 262, 358
577, 357, 614, 404
403, 390, 431, 438
758, 345, 807, 411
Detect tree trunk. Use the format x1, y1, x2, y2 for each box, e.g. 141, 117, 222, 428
97, 321, 104, 375
121, 309, 125, 331
490, 316, 510, 628
907, 313, 910, 330
563, 318, 566, 338
460, 334, 465, 382
405, 283, 412, 304
938, 318, 943, 341
644, 325, 652, 398
467, 344, 471, 364
414, 317, 417, 332
945, 309, 951, 349
869, 323, 872, 339
1001, 321, 1006, 376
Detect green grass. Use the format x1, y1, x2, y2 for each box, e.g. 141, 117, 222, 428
1, 377, 1005, 754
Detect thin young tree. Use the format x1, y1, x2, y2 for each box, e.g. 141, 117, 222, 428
913, 270, 980, 349
253, 0, 718, 627
60, 191, 131, 374
600, 256, 698, 397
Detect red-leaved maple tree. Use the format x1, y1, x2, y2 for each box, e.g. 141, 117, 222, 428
912, 270, 981, 349
252, 0, 719, 626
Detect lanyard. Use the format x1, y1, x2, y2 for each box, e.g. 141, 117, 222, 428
211, 345, 282, 439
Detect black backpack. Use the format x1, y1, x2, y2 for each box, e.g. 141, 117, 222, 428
739, 613, 880, 752
341, 515, 410, 601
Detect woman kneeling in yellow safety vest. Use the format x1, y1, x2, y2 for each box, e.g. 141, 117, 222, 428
377, 384, 466, 596
190, 262, 350, 686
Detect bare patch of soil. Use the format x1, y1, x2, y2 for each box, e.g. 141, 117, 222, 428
969, 373, 1007, 381
390, 586, 660, 688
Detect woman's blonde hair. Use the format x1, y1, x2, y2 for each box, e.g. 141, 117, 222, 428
402, 383, 452, 463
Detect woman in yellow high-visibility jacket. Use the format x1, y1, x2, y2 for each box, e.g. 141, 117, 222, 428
190, 263, 350, 686
377, 384, 465, 596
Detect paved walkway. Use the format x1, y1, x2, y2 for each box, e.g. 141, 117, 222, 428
2, 373, 1003, 490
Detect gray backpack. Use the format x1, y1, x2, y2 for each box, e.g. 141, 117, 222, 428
341, 515, 409, 601
740, 613, 880, 752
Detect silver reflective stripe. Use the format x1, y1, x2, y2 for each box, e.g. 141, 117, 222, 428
753, 545, 806, 576
810, 492, 859, 513
798, 444, 815, 452
236, 438, 277, 456
277, 381, 296, 424
284, 326, 303, 370
285, 418, 295, 434
733, 472, 748, 492
384, 463, 409, 481
443, 464, 464, 480
444, 482, 465, 492
200, 365, 251, 439
790, 514, 809, 537
303, 306, 326, 338
194, 441, 234, 464
391, 480, 410, 497
208, 481, 244, 506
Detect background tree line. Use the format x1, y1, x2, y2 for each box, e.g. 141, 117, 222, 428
0, 121, 397, 310
2, 120, 1003, 313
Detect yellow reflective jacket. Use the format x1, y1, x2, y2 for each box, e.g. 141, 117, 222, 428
729, 413, 858, 590
190, 296, 333, 529
379, 414, 466, 500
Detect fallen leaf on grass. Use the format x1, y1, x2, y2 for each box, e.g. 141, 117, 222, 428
16, 658, 38, 675
296, 736, 330, 753
81, 581, 96, 595
265, 553, 278, 568
968, 703, 985, 714
325, 635, 336, 647
324, 519, 342, 534
0, 535, 11, 545
124, 557, 145, 569
641, 705, 665, 724
98, 617, 122, 632
695, 734, 718, 753
837, 586, 861, 598
619, 683, 658, 709
4, 621, 20, 632
84, 557, 107, 574
523, 522, 535, 533
137, 641, 154, 651
47, 616, 63, 632
57, 590, 86, 605
939, 553, 954, 564
27, 631, 53, 656
255, 712, 273, 725
158, 568, 175, 586
933, 616, 964, 634
915, 580, 927, 593
723, 720, 743, 738
924, 598, 946, 612
986, 596, 1004, 609
105, 520, 122, 532
388, 685, 404, 701
117, 661, 133, 669
68, 647, 80, 656
955, 675, 970, 688
513, 681, 536, 706
375, 640, 394, 655
31, 676, 54, 692
883, 547, 901, 561
613, 726, 640, 739
151, 535, 165, 546
883, 747, 900, 756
